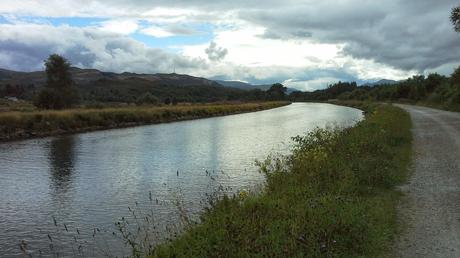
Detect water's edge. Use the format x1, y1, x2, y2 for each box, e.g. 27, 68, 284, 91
0, 102, 290, 143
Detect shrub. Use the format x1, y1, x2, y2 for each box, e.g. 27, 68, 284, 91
35, 87, 80, 110
136, 93, 160, 106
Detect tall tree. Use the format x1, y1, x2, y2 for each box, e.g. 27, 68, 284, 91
267, 83, 287, 100
45, 54, 73, 89
451, 66, 460, 85
451, 6, 460, 32
35, 54, 79, 109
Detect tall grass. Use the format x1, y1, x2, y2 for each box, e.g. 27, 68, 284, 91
0, 102, 289, 141
151, 104, 412, 257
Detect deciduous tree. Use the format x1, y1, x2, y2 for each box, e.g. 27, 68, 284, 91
35, 54, 80, 109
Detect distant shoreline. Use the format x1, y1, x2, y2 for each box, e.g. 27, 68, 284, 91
0, 101, 290, 143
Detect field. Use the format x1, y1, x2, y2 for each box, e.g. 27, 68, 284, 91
0, 101, 290, 142
150, 104, 412, 257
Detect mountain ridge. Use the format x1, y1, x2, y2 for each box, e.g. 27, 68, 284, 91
361, 79, 399, 87
0, 67, 270, 103
215, 79, 297, 93
0, 67, 223, 88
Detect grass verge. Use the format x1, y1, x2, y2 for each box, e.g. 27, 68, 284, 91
150, 103, 412, 257
0, 101, 289, 142
412, 101, 460, 112
332, 98, 460, 113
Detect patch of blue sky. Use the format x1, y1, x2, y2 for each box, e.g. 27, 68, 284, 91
46, 17, 105, 27
132, 33, 213, 50
133, 22, 215, 50
0, 15, 216, 50
0, 15, 104, 26
0, 15, 9, 24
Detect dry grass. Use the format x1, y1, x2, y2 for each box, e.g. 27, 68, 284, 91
0, 102, 290, 141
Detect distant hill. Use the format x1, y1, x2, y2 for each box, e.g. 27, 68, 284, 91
215, 80, 271, 90
0, 67, 301, 103
0, 67, 298, 103
0, 67, 251, 103
0, 67, 222, 88
215, 80, 297, 93
361, 79, 398, 87
0, 68, 46, 85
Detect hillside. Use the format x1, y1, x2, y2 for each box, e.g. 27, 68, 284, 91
215, 80, 297, 93
361, 79, 399, 87
214, 80, 272, 90
79, 77, 245, 103
0, 68, 259, 103
0, 67, 223, 88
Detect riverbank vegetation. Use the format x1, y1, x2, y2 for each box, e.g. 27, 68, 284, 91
0, 101, 289, 142
148, 103, 412, 257
290, 68, 460, 111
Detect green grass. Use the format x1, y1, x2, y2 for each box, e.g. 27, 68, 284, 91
337, 99, 460, 113
150, 104, 412, 257
413, 100, 460, 112
0, 99, 36, 112
0, 102, 290, 141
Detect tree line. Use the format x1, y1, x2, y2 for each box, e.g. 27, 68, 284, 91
0, 54, 290, 110
290, 70, 460, 106
7, 52, 460, 110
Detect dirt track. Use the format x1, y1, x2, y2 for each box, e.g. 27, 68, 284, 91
395, 104, 460, 257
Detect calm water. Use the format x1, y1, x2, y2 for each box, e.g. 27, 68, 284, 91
0, 103, 362, 257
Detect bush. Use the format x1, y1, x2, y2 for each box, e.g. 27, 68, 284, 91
35, 87, 80, 110
452, 66, 460, 86
136, 93, 160, 106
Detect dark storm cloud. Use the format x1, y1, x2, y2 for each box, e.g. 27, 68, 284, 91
240, 0, 460, 72
104, 0, 288, 10
259, 29, 312, 40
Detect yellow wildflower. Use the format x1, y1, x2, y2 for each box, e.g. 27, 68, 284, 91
239, 190, 248, 199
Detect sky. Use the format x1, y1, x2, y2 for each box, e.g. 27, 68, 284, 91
0, 0, 459, 91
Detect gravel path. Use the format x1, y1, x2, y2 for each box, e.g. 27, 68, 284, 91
395, 104, 460, 257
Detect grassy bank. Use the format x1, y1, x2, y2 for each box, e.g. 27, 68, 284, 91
150, 104, 412, 257
0, 101, 290, 142
333, 99, 460, 113
411, 101, 460, 112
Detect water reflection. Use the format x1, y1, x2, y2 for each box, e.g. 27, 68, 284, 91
48, 136, 76, 193
0, 103, 363, 257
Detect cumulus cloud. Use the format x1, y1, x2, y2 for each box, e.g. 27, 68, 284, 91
167, 25, 199, 36
0, 23, 207, 73
0, 0, 459, 89
240, 0, 460, 72
99, 20, 139, 35
0, 0, 288, 17
141, 26, 176, 38
205, 41, 228, 61
141, 25, 198, 38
